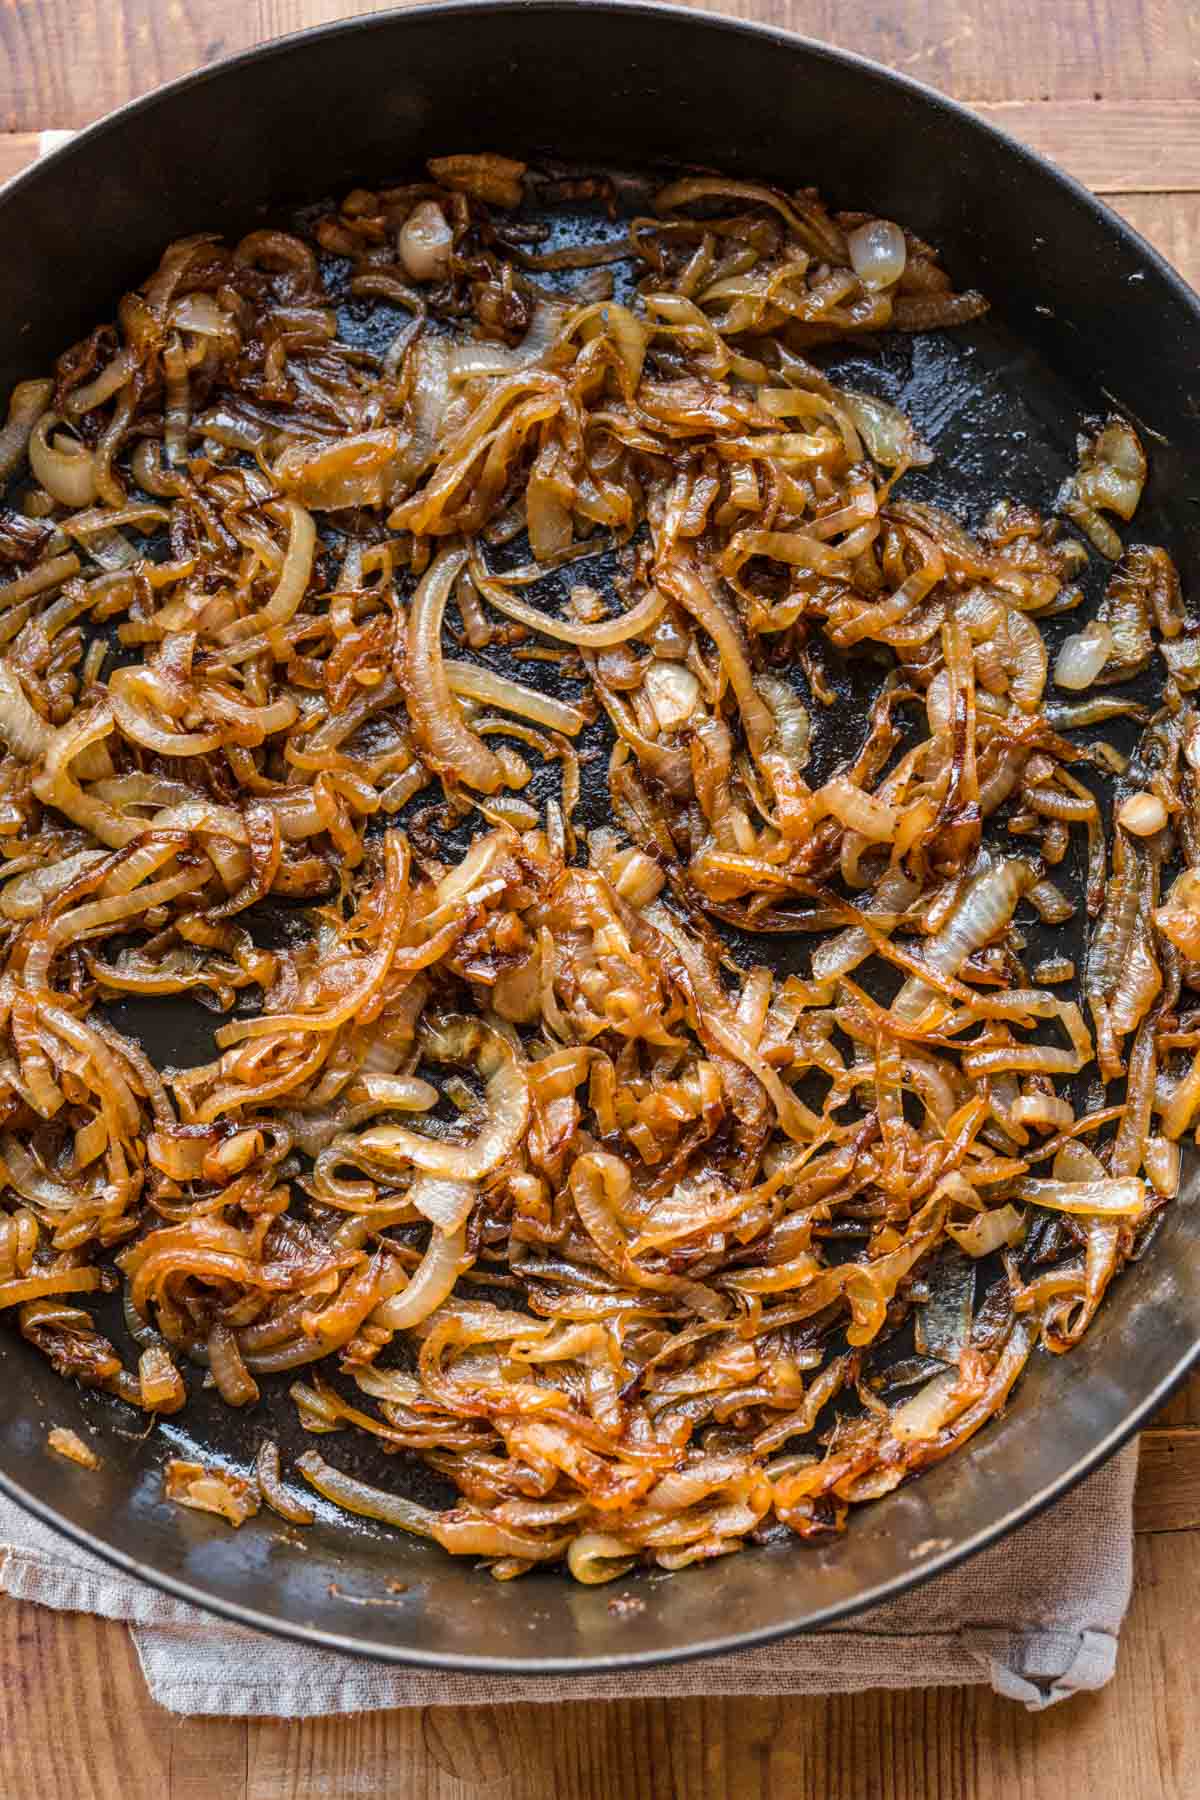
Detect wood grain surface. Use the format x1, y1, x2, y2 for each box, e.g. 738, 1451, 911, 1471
2, 1, 1200, 1794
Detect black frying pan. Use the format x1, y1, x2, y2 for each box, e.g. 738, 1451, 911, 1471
0, 0, 1198, 1676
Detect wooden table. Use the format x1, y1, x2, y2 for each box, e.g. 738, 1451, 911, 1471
3, 1, 1200, 1792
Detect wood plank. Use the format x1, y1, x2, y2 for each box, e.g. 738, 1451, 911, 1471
263, 0, 1200, 109
0, 1, 255, 135
0, 1602, 195, 1800
0, 134, 39, 184
255, 0, 1200, 111
1, 0, 1199, 134
1094, 1532, 1200, 1799
1135, 1429, 1200, 1534
1150, 1370, 1200, 1430
5, 1550, 1200, 1800
973, 100, 1200, 192
247, 1709, 425, 1799
787, 0, 1200, 106
1110, 191, 1200, 291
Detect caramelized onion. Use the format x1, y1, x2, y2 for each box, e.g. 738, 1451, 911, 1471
472, 562, 670, 647
0, 380, 53, 484
0, 661, 53, 762
355, 1018, 530, 1180
370, 1226, 471, 1330
403, 546, 508, 792
445, 661, 588, 736
408, 1176, 477, 1235
28, 414, 98, 508
399, 200, 453, 282
846, 220, 907, 291
1015, 1177, 1147, 1216
47, 1426, 100, 1469
255, 1439, 315, 1524
217, 500, 315, 643
165, 1458, 260, 1527
1054, 620, 1113, 690
0, 155, 1177, 1589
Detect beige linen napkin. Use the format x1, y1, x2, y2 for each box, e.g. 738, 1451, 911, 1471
0, 1445, 1136, 1715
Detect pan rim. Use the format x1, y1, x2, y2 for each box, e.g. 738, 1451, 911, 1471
0, 1345, 1184, 1675
1, 0, 1197, 1676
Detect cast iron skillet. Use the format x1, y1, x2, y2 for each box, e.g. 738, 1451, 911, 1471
0, 0, 1198, 1676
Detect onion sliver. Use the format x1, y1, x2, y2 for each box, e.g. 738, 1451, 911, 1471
216, 500, 315, 644
296, 1447, 567, 1561
890, 1367, 964, 1443
1054, 620, 1113, 690
354, 1017, 530, 1180
445, 660, 588, 736
370, 1225, 470, 1329
818, 776, 898, 842
946, 1205, 1025, 1257
255, 1440, 315, 1524
28, 413, 97, 507
847, 220, 907, 291
1015, 1177, 1146, 1216
403, 546, 508, 793
472, 561, 670, 648
0, 380, 53, 484
409, 1175, 477, 1235
0, 660, 53, 762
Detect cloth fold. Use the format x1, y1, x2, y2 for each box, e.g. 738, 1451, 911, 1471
0, 1444, 1136, 1715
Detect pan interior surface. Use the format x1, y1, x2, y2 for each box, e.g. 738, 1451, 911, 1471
0, 1, 1198, 1671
